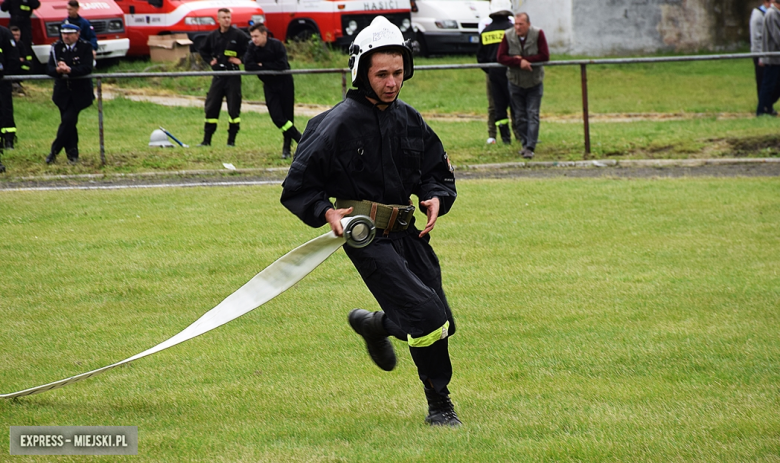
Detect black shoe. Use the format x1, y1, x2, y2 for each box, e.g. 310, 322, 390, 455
0, 162, 5, 174
68, 157, 79, 165
282, 148, 291, 159
5, 139, 14, 150
45, 153, 56, 164
348, 309, 396, 371
197, 142, 211, 147
227, 141, 235, 147
67, 149, 79, 164
424, 388, 461, 427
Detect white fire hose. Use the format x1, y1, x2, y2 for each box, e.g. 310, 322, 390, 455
1, 216, 376, 400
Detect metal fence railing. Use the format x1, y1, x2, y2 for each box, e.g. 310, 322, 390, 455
7, 51, 780, 164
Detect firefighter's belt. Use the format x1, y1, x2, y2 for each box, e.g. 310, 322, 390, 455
335, 199, 414, 235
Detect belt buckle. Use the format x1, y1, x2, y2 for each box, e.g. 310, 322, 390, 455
393, 205, 415, 230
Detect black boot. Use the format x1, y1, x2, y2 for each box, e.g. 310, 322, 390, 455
4, 133, 15, 150
66, 148, 79, 164
199, 123, 216, 147
498, 123, 511, 145
288, 125, 302, 143
424, 388, 461, 427
198, 133, 212, 147
45, 152, 56, 164
282, 135, 292, 159
348, 309, 396, 371
227, 123, 239, 147
0, 155, 5, 174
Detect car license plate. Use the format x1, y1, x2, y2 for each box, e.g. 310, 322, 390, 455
469, 35, 479, 43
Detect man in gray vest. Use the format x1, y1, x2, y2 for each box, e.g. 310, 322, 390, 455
758, 0, 780, 116
497, 12, 549, 159
751, 0, 772, 106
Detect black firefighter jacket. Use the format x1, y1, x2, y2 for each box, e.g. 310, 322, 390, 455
243, 37, 290, 87
0, 25, 20, 77
199, 26, 249, 71
46, 38, 94, 111
281, 89, 457, 230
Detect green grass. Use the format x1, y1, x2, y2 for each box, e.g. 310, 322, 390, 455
1, 178, 779, 461
99, 52, 765, 114
2, 86, 779, 179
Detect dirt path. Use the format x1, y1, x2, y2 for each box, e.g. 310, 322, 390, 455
3, 159, 778, 191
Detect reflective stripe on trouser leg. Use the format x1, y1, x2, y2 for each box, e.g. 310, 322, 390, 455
407, 321, 449, 347
228, 117, 240, 124
1, 127, 16, 133
494, 119, 509, 127
279, 120, 293, 132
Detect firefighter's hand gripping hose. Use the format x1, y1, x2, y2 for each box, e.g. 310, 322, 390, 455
1, 216, 376, 400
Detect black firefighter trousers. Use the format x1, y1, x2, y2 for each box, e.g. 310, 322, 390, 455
204, 75, 241, 138
343, 227, 456, 396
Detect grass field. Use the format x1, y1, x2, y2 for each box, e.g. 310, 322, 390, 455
2, 177, 779, 461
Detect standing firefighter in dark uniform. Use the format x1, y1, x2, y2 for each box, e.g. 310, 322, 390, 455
0, 0, 39, 53
198, 8, 248, 147
44, 22, 94, 165
477, 2, 515, 145
281, 16, 461, 427
244, 23, 302, 159
0, 23, 20, 172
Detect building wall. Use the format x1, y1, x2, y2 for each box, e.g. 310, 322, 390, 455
512, 0, 753, 56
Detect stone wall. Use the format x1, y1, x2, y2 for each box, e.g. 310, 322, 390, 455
512, 0, 754, 56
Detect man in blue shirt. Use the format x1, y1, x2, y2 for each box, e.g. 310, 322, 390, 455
64, 0, 97, 58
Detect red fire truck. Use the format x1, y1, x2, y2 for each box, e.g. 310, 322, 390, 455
0, 0, 129, 67
115, 0, 266, 56
256, 0, 415, 47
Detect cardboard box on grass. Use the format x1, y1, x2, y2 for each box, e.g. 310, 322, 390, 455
147, 34, 194, 62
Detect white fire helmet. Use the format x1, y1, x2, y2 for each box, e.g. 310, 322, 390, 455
348, 15, 414, 87
489, 0, 514, 18
149, 129, 174, 147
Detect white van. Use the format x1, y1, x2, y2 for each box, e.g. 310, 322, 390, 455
410, 0, 490, 55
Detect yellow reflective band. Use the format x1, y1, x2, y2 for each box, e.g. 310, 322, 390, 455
280, 121, 293, 132
228, 117, 240, 124
26, 55, 32, 60
0, 48, 3, 53
407, 321, 449, 348
495, 119, 509, 126
21, 65, 30, 70
224, 50, 237, 57
205, 118, 219, 123
481, 30, 505, 45
20, 4, 30, 10
1, 127, 17, 133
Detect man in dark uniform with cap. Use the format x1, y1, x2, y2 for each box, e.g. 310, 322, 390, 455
198, 8, 248, 147
281, 16, 460, 427
45, 21, 94, 165
244, 23, 302, 159
0, 23, 20, 171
